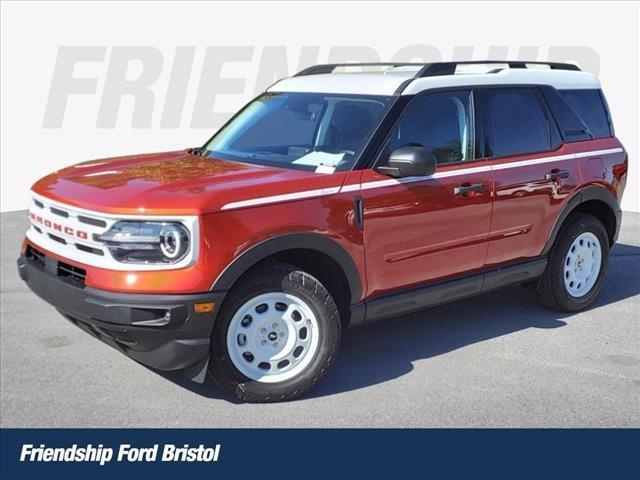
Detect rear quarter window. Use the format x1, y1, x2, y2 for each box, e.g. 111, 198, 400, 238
559, 89, 612, 138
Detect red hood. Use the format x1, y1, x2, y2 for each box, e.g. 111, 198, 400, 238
31, 150, 346, 215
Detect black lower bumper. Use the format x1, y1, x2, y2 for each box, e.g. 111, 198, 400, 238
18, 252, 225, 380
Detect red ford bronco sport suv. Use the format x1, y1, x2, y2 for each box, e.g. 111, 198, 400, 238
19, 61, 628, 402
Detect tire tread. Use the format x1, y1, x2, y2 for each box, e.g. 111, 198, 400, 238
208, 263, 341, 403
536, 213, 609, 312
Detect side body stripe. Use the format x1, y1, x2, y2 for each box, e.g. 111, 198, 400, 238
219, 148, 623, 211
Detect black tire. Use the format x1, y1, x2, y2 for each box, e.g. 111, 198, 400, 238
208, 263, 341, 403
536, 213, 610, 312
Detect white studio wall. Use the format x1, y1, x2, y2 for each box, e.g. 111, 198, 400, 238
1, 1, 638, 213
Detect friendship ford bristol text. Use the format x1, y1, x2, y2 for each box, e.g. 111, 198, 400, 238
20, 443, 222, 465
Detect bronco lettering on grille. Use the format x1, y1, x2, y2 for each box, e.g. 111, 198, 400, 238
30, 213, 89, 240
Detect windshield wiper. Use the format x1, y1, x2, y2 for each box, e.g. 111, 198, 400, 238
249, 151, 280, 159
189, 146, 208, 156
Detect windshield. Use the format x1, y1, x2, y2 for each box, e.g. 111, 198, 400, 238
204, 92, 393, 173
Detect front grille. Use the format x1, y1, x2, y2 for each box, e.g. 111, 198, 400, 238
29, 196, 108, 259
48, 233, 67, 244
78, 215, 107, 228
57, 261, 87, 286
25, 245, 87, 287
50, 206, 69, 218
75, 243, 104, 256
26, 245, 45, 269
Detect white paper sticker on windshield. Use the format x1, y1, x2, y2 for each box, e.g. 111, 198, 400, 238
292, 151, 345, 167
315, 165, 336, 174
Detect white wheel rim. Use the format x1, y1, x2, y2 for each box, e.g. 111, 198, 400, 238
226, 292, 320, 383
563, 232, 602, 298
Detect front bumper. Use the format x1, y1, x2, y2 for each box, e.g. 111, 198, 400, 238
18, 250, 225, 381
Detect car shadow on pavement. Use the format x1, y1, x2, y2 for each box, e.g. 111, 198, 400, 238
153, 243, 640, 402
149, 368, 242, 403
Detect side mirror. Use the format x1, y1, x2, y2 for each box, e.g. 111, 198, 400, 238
375, 146, 437, 178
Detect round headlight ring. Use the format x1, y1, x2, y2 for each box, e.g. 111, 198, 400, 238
160, 226, 184, 259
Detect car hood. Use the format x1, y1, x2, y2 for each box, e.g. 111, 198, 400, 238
31, 150, 346, 215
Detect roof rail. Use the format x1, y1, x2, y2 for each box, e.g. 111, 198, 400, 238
294, 60, 580, 77
415, 60, 581, 77
294, 63, 425, 76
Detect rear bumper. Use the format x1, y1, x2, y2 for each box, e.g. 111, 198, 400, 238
17, 251, 225, 380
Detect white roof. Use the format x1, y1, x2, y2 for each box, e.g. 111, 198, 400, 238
268, 67, 600, 96
269, 71, 416, 96
403, 68, 600, 94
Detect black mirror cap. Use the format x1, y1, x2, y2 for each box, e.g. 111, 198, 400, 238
375, 145, 437, 178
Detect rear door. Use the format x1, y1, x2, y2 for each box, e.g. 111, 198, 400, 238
360, 89, 493, 298
481, 86, 581, 267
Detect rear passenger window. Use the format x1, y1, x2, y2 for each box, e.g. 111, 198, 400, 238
485, 88, 557, 157
560, 89, 612, 138
386, 90, 474, 164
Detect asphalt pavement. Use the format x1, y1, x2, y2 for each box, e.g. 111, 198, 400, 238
1, 210, 638, 427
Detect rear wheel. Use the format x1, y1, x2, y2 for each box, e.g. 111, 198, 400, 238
208, 263, 341, 402
537, 213, 609, 312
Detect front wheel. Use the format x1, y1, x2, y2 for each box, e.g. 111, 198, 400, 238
537, 213, 610, 312
208, 263, 341, 403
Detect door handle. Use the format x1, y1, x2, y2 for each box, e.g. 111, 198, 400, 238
454, 182, 484, 196
545, 169, 569, 181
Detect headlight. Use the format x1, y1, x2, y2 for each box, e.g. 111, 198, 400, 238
95, 221, 190, 264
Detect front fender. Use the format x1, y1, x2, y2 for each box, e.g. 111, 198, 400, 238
210, 232, 363, 303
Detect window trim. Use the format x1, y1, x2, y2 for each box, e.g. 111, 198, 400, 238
597, 89, 615, 137
352, 95, 412, 170
370, 87, 481, 170
481, 85, 563, 161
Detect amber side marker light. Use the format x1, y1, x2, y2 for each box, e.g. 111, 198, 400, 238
194, 302, 215, 313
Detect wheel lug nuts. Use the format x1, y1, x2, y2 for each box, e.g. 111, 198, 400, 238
260, 328, 266, 334
261, 340, 267, 346
273, 342, 278, 347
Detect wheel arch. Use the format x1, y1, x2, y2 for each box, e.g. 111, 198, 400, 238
542, 185, 621, 255
210, 233, 363, 323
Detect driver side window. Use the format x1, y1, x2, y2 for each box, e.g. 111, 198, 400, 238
385, 89, 475, 165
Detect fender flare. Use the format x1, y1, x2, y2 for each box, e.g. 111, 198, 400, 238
210, 233, 362, 302
542, 185, 621, 255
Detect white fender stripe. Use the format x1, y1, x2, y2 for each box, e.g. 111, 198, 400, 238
221, 187, 341, 211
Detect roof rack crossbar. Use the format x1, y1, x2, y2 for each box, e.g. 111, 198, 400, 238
294, 60, 580, 77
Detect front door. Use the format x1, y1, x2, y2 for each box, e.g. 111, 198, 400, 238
360, 89, 493, 298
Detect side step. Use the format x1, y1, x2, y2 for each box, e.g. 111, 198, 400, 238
353, 258, 547, 325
